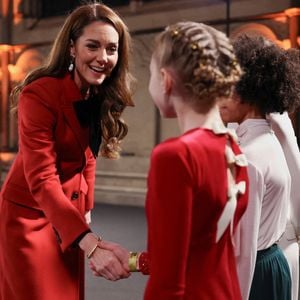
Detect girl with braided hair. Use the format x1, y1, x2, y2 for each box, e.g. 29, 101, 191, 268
219, 34, 300, 300
131, 21, 249, 299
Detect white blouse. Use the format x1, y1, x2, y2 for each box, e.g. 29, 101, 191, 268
268, 112, 300, 237
233, 118, 291, 300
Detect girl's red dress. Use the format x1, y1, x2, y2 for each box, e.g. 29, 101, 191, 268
144, 127, 249, 300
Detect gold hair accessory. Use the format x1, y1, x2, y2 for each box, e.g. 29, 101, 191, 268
171, 29, 179, 38
190, 43, 198, 50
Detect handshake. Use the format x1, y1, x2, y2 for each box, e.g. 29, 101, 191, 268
79, 232, 149, 281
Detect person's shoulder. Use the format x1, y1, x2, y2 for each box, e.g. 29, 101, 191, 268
24, 76, 64, 92
20, 76, 67, 109
151, 136, 187, 161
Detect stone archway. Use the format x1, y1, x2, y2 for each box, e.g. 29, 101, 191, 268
9, 47, 45, 82
230, 22, 279, 43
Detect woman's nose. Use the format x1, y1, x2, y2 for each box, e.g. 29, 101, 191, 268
97, 48, 108, 64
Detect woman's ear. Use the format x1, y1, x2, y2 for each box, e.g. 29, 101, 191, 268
70, 39, 75, 56
160, 68, 173, 95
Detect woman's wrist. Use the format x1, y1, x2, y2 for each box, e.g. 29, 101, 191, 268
128, 251, 149, 275
78, 232, 102, 258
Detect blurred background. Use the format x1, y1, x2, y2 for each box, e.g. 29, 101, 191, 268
0, 1, 300, 298
1, 0, 300, 201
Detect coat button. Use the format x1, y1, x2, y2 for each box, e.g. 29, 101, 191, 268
71, 191, 79, 200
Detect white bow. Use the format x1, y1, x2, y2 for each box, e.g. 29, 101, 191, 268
211, 123, 238, 142
216, 181, 246, 242
225, 145, 248, 167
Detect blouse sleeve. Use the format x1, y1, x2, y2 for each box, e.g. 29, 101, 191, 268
18, 83, 90, 251
268, 112, 300, 237
144, 143, 193, 300
233, 161, 264, 300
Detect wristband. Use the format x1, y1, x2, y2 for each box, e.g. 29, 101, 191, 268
128, 252, 139, 272
128, 251, 150, 274
137, 252, 150, 275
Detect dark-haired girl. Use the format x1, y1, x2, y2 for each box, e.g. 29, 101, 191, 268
220, 34, 300, 300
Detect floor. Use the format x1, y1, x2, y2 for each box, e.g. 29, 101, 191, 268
85, 203, 148, 300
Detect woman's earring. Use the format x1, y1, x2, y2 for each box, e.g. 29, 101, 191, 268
68, 56, 75, 72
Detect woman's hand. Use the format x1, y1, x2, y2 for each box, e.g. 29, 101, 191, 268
88, 245, 131, 280
98, 240, 130, 271
78, 232, 130, 281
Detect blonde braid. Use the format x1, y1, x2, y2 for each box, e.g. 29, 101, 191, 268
154, 22, 242, 110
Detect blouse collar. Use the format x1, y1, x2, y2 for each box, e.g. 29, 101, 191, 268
236, 118, 271, 139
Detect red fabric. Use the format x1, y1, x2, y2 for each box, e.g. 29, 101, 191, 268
0, 74, 96, 299
138, 252, 150, 275
144, 128, 249, 300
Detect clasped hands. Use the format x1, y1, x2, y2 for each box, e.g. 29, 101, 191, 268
79, 232, 131, 281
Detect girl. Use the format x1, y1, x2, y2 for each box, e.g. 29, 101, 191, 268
143, 21, 249, 299
219, 34, 300, 300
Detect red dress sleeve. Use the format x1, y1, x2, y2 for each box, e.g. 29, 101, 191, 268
144, 142, 194, 300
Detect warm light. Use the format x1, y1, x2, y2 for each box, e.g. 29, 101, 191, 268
285, 8, 300, 18
280, 39, 291, 49
230, 23, 278, 42
0, 46, 44, 82
274, 16, 288, 24
0, 44, 25, 52
0, 152, 16, 164
13, 0, 23, 24
7, 64, 23, 82
0, 44, 12, 52
268, 38, 300, 50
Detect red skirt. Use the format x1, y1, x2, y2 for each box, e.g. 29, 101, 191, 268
0, 198, 85, 300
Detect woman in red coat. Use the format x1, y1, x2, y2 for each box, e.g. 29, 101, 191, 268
0, 2, 133, 299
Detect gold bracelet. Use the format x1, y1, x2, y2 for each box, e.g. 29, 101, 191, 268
87, 235, 102, 259
128, 252, 139, 272
87, 243, 98, 259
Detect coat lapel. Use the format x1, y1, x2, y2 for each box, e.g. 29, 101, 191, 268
60, 74, 93, 161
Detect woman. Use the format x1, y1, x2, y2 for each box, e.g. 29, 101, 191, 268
219, 34, 300, 300
140, 21, 248, 299
0, 2, 134, 299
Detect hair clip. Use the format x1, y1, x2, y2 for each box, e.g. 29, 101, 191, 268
231, 60, 238, 66
190, 43, 198, 50
171, 29, 179, 38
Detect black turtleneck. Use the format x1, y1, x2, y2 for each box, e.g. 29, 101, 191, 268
73, 95, 102, 158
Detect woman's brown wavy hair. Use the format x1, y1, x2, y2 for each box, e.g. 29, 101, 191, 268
11, 1, 134, 159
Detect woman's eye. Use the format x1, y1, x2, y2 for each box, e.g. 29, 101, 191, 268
87, 44, 98, 50
107, 46, 118, 54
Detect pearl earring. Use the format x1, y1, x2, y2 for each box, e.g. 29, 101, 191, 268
68, 56, 75, 72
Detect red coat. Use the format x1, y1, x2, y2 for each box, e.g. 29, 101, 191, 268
0, 74, 96, 299
144, 128, 249, 300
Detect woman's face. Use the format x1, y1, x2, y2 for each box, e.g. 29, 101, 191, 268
70, 21, 119, 91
